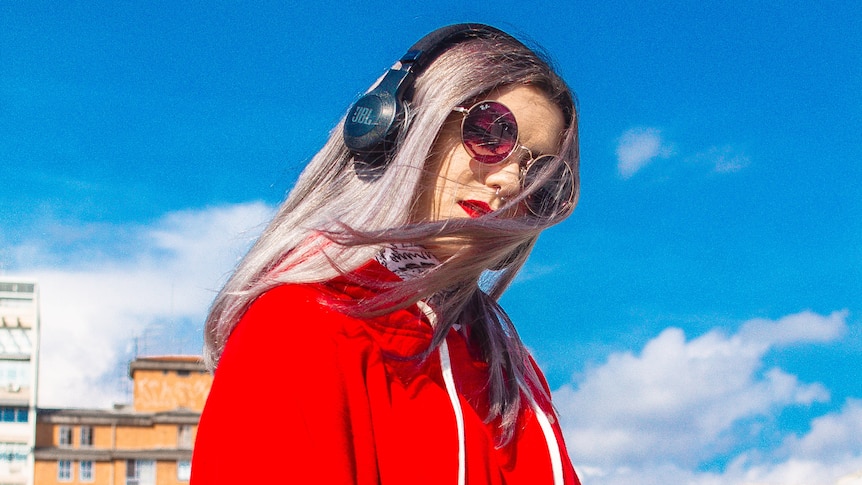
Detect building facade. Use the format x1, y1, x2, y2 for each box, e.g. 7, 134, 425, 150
34, 356, 211, 485
0, 278, 40, 485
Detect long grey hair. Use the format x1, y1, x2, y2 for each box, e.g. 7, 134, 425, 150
204, 32, 579, 444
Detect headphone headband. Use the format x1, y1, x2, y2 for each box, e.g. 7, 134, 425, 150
343, 24, 522, 165
402, 23, 514, 75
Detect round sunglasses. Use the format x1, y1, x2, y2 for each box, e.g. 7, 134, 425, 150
453, 100, 576, 218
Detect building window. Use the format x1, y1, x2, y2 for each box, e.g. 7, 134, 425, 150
80, 425, 93, 447
58, 426, 73, 447
177, 424, 193, 449
0, 282, 34, 293
177, 460, 191, 481
80, 460, 94, 482
126, 459, 156, 485
0, 442, 28, 462
0, 407, 28, 423
0, 361, 30, 389
58, 460, 72, 482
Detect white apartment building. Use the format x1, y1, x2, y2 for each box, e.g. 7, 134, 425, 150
0, 279, 39, 485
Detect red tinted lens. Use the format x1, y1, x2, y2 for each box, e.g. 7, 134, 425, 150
461, 101, 518, 164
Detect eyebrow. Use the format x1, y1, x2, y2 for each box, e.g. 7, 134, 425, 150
519, 129, 563, 157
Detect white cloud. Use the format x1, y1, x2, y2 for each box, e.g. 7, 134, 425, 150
738, 310, 847, 348
613, 129, 750, 179
781, 399, 862, 464
691, 145, 751, 173
553, 310, 860, 485
9, 202, 273, 408
722, 400, 862, 482
615, 127, 675, 179
575, 459, 862, 485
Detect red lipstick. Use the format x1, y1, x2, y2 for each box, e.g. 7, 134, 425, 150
458, 200, 492, 218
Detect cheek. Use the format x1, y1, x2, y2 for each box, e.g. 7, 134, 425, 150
430, 134, 475, 191
434, 154, 477, 205
437, 142, 479, 183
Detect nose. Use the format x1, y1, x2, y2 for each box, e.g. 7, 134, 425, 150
482, 157, 523, 199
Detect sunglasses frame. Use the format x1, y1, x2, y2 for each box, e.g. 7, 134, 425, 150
453, 100, 576, 218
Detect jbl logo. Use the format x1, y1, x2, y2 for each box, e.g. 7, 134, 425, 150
351, 106, 376, 126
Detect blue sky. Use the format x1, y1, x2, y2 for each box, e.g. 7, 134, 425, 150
2, 2, 860, 484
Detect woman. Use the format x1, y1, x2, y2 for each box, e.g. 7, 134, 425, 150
191, 24, 581, 485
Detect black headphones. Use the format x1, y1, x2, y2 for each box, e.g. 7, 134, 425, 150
343, 23, 520, 169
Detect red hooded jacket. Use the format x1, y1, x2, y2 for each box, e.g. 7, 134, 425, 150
191, 262, 580, 484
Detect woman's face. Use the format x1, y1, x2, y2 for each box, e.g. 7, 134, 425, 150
414, 84, 566, 225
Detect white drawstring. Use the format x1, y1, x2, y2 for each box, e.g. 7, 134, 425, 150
417, 300, 466, 485
439, 339, 466, 485
533, 402, 564, 485
417, 300, 561, 485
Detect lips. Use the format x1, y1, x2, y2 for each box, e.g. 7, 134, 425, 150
457, 200, 492, 218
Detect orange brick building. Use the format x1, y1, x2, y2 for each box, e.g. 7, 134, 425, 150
34, 356, 212, 485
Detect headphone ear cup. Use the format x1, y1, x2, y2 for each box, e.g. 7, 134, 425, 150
343, 89, 400, 155
343, 68, 413, 164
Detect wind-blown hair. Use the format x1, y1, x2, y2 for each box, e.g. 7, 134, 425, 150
204, 31, 579, 444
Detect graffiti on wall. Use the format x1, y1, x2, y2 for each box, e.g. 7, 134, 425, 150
134, 376, 210, 411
